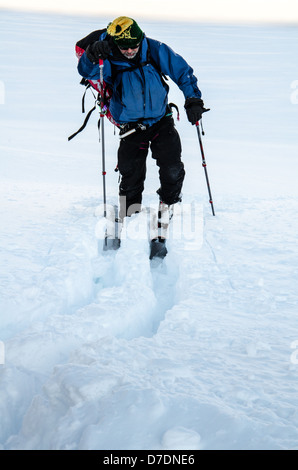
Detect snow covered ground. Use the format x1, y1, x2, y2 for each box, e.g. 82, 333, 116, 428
1, 11, 298, 450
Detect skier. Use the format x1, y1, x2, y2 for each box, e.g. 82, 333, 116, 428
75, 16, 209, 256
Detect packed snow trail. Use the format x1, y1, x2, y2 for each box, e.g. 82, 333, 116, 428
1, 11, 298, 450
0, 184, 183, 448
2, 190, 298, 450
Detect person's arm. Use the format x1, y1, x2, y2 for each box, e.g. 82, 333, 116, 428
76, 29, 107, 80
148, 38, 201, 99
148, 38, 209, 123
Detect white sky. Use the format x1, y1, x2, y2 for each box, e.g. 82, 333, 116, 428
1, 0, 298, 24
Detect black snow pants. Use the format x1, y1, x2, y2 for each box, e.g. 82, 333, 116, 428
117, 113, 185, 219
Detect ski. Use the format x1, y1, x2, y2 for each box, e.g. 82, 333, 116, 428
149, 237, 168, 260
103, 205, 122, 252
149, 202, 173, 261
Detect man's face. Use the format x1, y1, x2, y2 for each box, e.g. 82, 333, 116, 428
118, 44, 140, 59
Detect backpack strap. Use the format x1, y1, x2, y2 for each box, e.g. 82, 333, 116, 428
110, 40, 169, 87
68, 103, 97, 141
146, 44, 169, 85
80, 78, 92, 113
68, 79, 100, 141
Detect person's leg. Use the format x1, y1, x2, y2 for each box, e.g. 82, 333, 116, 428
117, 134, 149, 219
150, 116, 185, 205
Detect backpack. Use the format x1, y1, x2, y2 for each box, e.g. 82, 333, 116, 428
68, 39, 119, 142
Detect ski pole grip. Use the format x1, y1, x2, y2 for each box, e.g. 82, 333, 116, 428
98, 59, 104, 114
99, 59, 104, 81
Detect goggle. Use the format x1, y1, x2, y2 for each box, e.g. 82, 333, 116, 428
118, 43, 140, 51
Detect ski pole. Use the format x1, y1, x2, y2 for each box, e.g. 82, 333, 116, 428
99, 58, 107, 218
195, 120, 215, 216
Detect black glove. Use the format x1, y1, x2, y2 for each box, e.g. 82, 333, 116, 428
86, 41, 111, 64
184, 97, 210, 125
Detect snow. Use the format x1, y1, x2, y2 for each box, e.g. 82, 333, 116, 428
1, 10, 298, 450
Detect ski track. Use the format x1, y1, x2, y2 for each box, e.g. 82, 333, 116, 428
2, 187, 298, 450
0, 184, 181, 449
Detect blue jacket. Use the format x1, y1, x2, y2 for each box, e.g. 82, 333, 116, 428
77, 34, 201, 126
